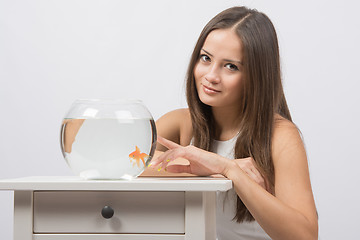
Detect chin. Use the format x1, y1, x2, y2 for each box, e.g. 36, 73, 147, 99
198, 94, 221, 107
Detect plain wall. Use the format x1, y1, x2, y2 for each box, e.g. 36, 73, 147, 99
1, 0, 359, 239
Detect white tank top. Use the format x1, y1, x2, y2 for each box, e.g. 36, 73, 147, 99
210, 136, 272, 240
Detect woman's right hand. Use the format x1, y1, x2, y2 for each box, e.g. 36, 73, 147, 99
151, 136, 269, 191
233, 157, 269, 191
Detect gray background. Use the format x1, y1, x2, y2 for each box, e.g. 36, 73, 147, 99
1, 0, 359, 239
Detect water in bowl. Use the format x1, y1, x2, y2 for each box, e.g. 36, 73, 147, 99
60, 118, 156, 179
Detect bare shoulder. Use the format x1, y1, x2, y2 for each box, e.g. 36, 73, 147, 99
272, 115, 310, 197
156, 108, 192, 149
157, 108, 189, 122
272, 115, 304, 161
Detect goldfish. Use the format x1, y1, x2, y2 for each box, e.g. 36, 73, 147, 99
129, 146, 149, 167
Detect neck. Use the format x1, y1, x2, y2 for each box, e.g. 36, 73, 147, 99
211, 105, 242, 141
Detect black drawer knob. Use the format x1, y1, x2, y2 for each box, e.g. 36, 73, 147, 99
101, 206, 114, 219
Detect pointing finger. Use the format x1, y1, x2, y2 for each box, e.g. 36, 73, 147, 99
157, 136, 181, 150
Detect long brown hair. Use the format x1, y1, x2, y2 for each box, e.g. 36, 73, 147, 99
186, 6, 292, 222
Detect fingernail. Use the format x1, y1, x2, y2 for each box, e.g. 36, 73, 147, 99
157, 167, 162, 172
148, 163, 152, 168
166, 159, 170, 162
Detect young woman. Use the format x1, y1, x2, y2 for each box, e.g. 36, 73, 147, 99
149, 6, 318, 240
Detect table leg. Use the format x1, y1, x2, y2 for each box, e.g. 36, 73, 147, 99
185, 191, 216, 240
14, 190, 33, 240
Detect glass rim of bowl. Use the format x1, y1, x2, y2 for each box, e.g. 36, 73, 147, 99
73, 98, 143, 105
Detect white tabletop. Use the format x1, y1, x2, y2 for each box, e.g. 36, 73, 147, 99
0, 176, 233, 192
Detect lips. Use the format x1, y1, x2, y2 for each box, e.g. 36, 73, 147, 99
202, 84, 221, 94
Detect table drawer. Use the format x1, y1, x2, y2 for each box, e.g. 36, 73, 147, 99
33, 191, 185, 234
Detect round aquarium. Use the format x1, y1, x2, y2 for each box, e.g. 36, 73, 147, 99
60, 99, 157, 180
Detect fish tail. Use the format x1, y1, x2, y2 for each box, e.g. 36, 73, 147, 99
140, 153, 149, 158
141, 158, 146, 166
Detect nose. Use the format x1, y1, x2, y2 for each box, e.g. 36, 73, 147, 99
205, 64, 221, 84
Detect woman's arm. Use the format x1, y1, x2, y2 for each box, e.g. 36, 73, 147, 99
225, 121, 318, 239
62, 119, 85, 153
151, 121, 318, 240
140, 109, 194, 177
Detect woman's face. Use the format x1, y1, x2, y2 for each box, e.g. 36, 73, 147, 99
194, 29, 244, 108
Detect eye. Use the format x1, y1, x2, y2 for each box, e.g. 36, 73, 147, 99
225, 63, 239, 71
199, 54, 211, 62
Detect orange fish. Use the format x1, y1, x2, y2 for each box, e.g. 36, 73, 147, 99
129, 146, 149, 167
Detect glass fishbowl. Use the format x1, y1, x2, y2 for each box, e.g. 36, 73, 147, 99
60, 99, 157, 180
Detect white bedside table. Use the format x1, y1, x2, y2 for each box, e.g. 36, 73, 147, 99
0, 176, 232, 240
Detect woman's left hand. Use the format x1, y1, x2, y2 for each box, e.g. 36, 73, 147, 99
149, 136, 231, 176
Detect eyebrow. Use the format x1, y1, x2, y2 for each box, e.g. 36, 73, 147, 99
201, 48, 243, 65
